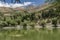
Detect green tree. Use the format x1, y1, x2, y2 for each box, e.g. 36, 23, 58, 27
8, 20, 18, 26
52, 18, 58, 28
21, 20, 28, 30
39, 20, 46, 29
29, 22, 35, 29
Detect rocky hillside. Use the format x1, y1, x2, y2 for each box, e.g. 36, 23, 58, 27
0, 3, 53, 13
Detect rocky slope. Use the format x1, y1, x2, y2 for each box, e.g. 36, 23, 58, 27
0, 3, 53, 13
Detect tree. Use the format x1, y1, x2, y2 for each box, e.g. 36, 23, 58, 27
7, 20, 18, 26
0, 21, 4, 27
30, 13, 35, 21
22, 23, 27, 30
21, 20, 28, 30
46, 0, 60, 10
39, 20, 46, 29
29, 22, 35, 29
52, 18, 58, 28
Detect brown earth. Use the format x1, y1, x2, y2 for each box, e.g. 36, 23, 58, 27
0, 3, 53, 13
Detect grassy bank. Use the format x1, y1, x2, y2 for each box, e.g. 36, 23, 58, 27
0, 29, 60, 40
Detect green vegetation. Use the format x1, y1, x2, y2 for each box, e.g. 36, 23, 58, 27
39, 20, 46, 29
0, 7, 60, 29
0, 29, 60, 40
0, 0, 60, 40
52, 18, 58, 28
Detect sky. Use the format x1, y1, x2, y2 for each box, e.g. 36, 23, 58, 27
1, 0, 46, 4
0, 0, 46, 8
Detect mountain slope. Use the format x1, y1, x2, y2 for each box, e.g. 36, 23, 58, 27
0, 3, 54, 13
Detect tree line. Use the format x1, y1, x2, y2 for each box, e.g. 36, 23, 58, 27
0, 7, 60, 29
